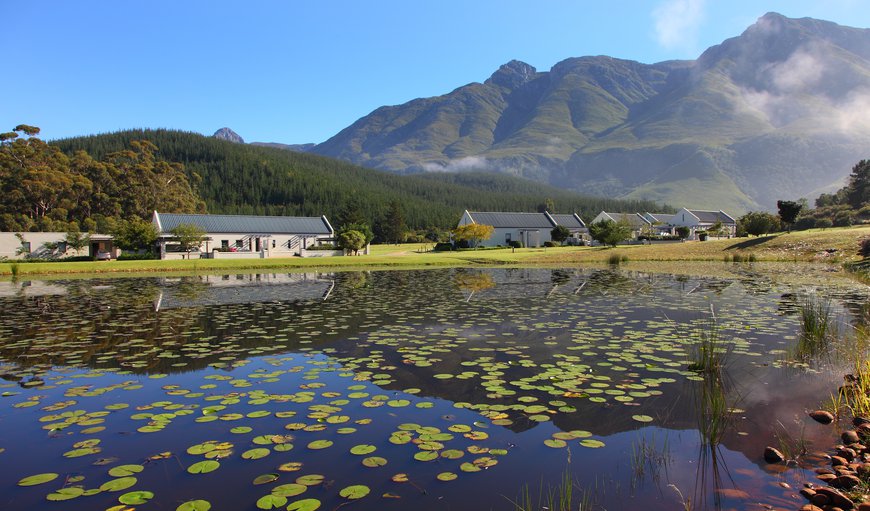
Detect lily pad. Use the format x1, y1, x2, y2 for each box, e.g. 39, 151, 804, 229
100, 476, 138, 491
187, 460, 220, 474
256, 494, 287, 510
338, 484, 370, 500
18, 473, 59, 486
286, 498, 321, 511
119, 490, 154, 505
108, 464, 144, 477
176, 500, 212, 511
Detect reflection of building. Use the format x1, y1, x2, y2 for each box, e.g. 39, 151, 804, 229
153, 212, 336, 260
153, 272, 335, 310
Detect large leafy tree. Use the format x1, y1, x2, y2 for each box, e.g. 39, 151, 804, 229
170, 223, 207, 258
776, 200, 803, 232
588, 219, 632, 247
380, 200, 406, 244
550, 225, 571, 245
112, 218, 158, 252
739, 211, 779, 236
337, 229, 367, 255
846, 160, 870, 210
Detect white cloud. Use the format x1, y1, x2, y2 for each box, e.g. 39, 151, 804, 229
652, 0, 707, 52
421, 156, 489, 172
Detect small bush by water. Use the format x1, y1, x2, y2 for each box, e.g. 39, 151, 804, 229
606, 253, 628, 265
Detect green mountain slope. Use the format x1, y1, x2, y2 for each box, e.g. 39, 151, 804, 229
310, 13, 870, 213
53, 129, 665, 230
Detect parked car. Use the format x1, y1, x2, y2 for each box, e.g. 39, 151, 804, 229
95, 251, 112, 260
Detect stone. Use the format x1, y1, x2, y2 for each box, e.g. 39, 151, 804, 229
831, 455, 849, 466
835, 474, 862, 489
843, 430, 861, 444
799, 505, 823, 511
810, 410, 835, 424
800, 488, 817, 499
818, 473, 838, 482
810, 493, 830, 506
764, 446, 785, 463
814, 487, 855, 509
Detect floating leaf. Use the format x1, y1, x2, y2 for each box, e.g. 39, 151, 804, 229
100, 476, 137, 492
119, 490, 154, 505
108, 464, 144, 477
436, 472, 458, 481
631, 414, 654, 423
187, 460, 220, 474
271, 483, 307, 497
306, 440, 332, 450
253, 473, 279, 485
295, 474, 324, 486
46, 487, 84, 501
361, 456, 387, 467
339, 485, 370, 500
256, 494, 287, 510
349, 444, 376, 455
176, 500, 212, 511
242, 448, 271, 460
579, 439, 606, 448
286, 498, 321, 511
18, 473, 59, 486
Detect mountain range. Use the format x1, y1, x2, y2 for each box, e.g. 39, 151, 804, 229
292, 13, 870, 213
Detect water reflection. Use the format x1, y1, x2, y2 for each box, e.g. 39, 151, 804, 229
0, 268, 868, 511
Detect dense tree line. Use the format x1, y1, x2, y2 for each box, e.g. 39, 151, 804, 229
0, 125, 204, 232
1, 126, 668, 237
52, 129, 668, 236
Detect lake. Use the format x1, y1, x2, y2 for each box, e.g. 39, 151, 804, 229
0, 266, 866, 511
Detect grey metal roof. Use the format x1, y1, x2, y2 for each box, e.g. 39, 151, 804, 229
645, 213, 676, 224
467, 212, 555, 229
550, 214, 586, 228
155, 213, 333, 235
688, 210, 735, 224
601, 212, 650, 228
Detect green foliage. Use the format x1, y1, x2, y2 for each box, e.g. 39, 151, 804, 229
52, 129, 667, 232
170, 223, 207, 256
847, 160, 870, 210
112, 219, 158, 251
337, 230, 367, 255
0, 125, 204, 231
675, 226, 690, 239
589, 219, 632, 247
776, 200, 803, 231
64, 230, 90, 252
453, 224, 494, 248
550, 225, 570, 244
378, 200, 406, 244
738, 211, 779, 236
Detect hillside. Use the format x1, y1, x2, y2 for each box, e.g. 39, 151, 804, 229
53, 129, 666, 230
309, 13, 870, 213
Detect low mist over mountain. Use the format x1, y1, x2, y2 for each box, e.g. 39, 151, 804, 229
310, 13, 870, 212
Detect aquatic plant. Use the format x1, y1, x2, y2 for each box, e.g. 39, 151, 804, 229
793, 293, 838, 362
686, 309, 731, 374
506, 467, 592, 511
630, 432, 671, 490
10, 261, 19, 278
772, 420, 809, 463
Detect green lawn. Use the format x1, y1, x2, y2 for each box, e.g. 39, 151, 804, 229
1, 226, 867, 277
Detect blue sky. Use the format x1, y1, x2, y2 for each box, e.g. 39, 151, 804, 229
3, 1, 870, 144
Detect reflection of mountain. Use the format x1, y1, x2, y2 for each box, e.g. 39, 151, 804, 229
0, 268, 861, 472
153, 273, 335, 310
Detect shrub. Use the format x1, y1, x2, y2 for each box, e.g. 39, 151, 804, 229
833, 211, 853, 227
860, 239, 870, 258
433, 242, 454, 252
793, 216, 816, 231
305, 244, 336, 251
543, 241, 557, 247
508, 240, 524, 249
116, 252, 158, 261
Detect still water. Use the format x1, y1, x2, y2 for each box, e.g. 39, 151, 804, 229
0, 267, 866, 510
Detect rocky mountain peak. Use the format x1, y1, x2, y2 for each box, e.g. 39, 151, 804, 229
213, 127, 244, 144
486, 60, 537, 89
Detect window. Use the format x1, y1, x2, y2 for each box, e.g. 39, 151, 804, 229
221, 240, 229, 250
22, 242, 31, 254
235, 239, 243, 248
505, 233, 511, 243
272, 240, 276, 248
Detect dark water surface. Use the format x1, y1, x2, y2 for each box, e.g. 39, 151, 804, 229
0, 267, 867, 511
